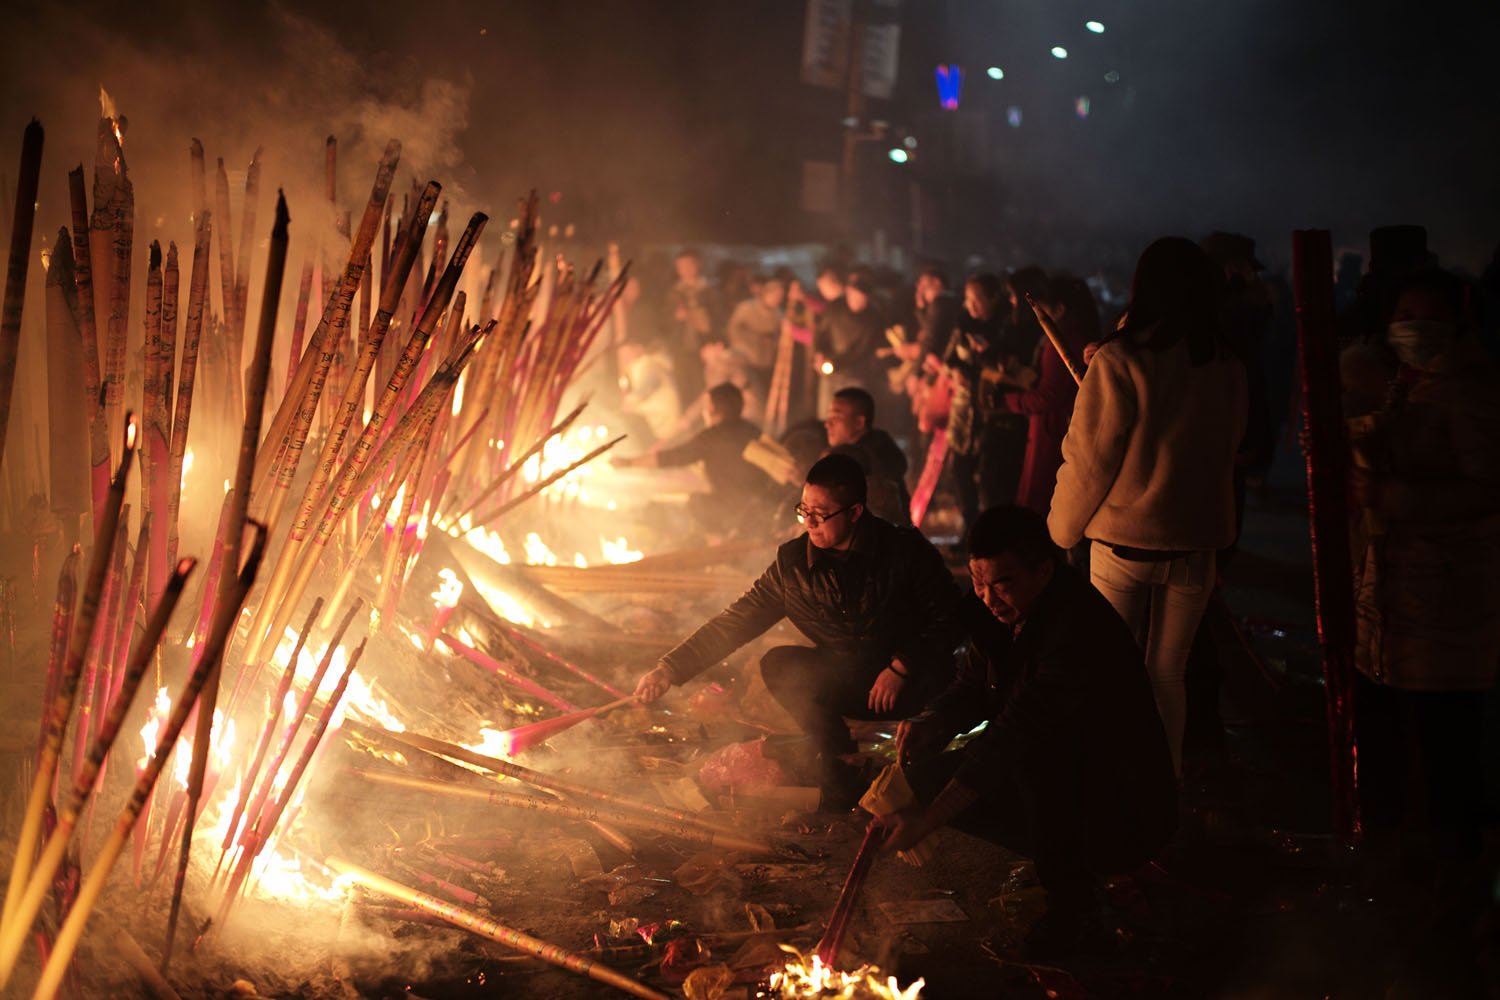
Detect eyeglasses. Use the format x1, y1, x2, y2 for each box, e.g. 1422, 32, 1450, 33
795, 503, 853, 527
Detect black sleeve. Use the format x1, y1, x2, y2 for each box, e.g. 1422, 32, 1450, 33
658, 558, 787, 684
889, 532, 965, 675
918, 642, 992, 739
656, 427, 711, 469
952, 631, 1079, 790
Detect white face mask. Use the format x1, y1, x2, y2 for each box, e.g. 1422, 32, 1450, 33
1386, 320, 1455, 368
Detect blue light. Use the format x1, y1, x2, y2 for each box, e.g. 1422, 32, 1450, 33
1086, 21, 1105, 33
934, 64, 965, 110
986, 66, 1004, 80
1051, 46, 1069, 59
888, 148, 909, 164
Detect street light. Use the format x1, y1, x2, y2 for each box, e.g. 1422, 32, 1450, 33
888, 148, 909, 164
1086, 21, 1105, 33
986, 66, 1004, 80
1051, 46, 1068, 59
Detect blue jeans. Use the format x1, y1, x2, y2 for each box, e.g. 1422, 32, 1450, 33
1089, 542, 1216, 778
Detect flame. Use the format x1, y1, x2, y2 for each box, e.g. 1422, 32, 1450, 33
99, 86, 119, 121
601, 536, 642, 564
463, 728, 514, 760
523, 532, 557, 566
432, 567, 464, 609
467, 577, 536, 628
573, 553, 588, 568
463, 525, 509, 564
769, 951, 924, 999
452, 370, 466, 416
180, 447, 195, 491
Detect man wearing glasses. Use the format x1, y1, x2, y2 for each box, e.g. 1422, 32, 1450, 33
633, 453, 963, 808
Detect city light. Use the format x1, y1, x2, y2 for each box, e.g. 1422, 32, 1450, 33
1051, 46, 1069, 59
986, 66, 1004, 80
1007, 106, 1023, 128
1075, 96, 1091, 119
1086, 21, 1106, 33
902, 135, 918, 149
1105, 70, 1120, 83
888, 148, 909, 164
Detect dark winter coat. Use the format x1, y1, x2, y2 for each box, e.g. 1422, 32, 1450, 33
923, 566, 1176, 872
659, 514, 963, 685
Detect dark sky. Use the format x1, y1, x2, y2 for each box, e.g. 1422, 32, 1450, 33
2, 0, 1497, 272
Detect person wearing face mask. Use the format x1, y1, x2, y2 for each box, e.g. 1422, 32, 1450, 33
1344, 269, 1500, 990
632, 453, 963, 808
880, 506, 1175, 959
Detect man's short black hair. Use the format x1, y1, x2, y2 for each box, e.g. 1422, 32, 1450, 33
831, 386, 875, 424
706, 382, 744, 419
966, 506, 1058, 568
805, 453, 867, 507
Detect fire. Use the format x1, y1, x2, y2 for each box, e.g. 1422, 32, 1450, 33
468, 577, 537, 628
180, 447, 195, 491
463, 728, 514, 760
432, 567, 464, 609
600, 536, 642, 564
768, 950, 924, 1000
462, 524, 510, 564
523, 532, 557, 566
276, 629, 407, 732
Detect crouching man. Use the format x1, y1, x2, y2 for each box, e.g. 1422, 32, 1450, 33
880, 506, 1176, 954
633, 453, 963, 807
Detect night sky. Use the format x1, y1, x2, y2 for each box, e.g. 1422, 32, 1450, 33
2, 0, 1497, 272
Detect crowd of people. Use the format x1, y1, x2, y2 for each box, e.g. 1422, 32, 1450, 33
609, 228, 1499, 983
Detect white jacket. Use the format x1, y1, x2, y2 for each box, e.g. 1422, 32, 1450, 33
1048, 330, 1247, 551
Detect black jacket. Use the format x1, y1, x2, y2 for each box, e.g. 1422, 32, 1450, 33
925, 566, 1176, 870
660, 514, 963, 684
655, 417, 775, 500
831, 429, 913, 527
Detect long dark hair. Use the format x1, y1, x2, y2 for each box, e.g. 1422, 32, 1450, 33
1108, 237, 1227, 366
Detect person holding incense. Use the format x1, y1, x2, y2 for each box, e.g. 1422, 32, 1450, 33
612, 381, 777, 537
632, 453, 964, 808
879, 505, 1177, 960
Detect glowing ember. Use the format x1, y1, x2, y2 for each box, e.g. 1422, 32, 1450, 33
769, 950, 924, 999
463, 727, 514, 759
600, 536, 643, 564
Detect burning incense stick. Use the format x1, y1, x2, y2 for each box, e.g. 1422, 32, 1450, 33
166, 211, 210, 570
325, 857, 673, 1000
350, 769, 774, 855
435, 631, 576, 712
38, 549, 80, 763
162, 192, 289, 973
0, 560, 194, 983
66, 168, 110, 525
215, 598, 323, 866
373, 727, 752, 843
0, 118, 44, 479
214, 638, 369, 927
1, 420, 134, 937
815, 824, 883, 967
20, 526, 265, 1000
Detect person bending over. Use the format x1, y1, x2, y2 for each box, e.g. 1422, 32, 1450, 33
633, 453, 963, 805
613, 381, 777, 537
881, 506, 1176, 955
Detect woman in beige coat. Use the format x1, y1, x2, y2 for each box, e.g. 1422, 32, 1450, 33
1048, 238, 1247, 778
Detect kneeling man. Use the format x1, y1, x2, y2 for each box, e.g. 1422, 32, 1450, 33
882, 506, 1176, 948
634, 453, 963, 805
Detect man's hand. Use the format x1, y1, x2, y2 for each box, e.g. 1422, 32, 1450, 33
872, 808, 933, 855
895, 717, 947, 766
633, 664, 673, 703
867, 662, 908, 714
